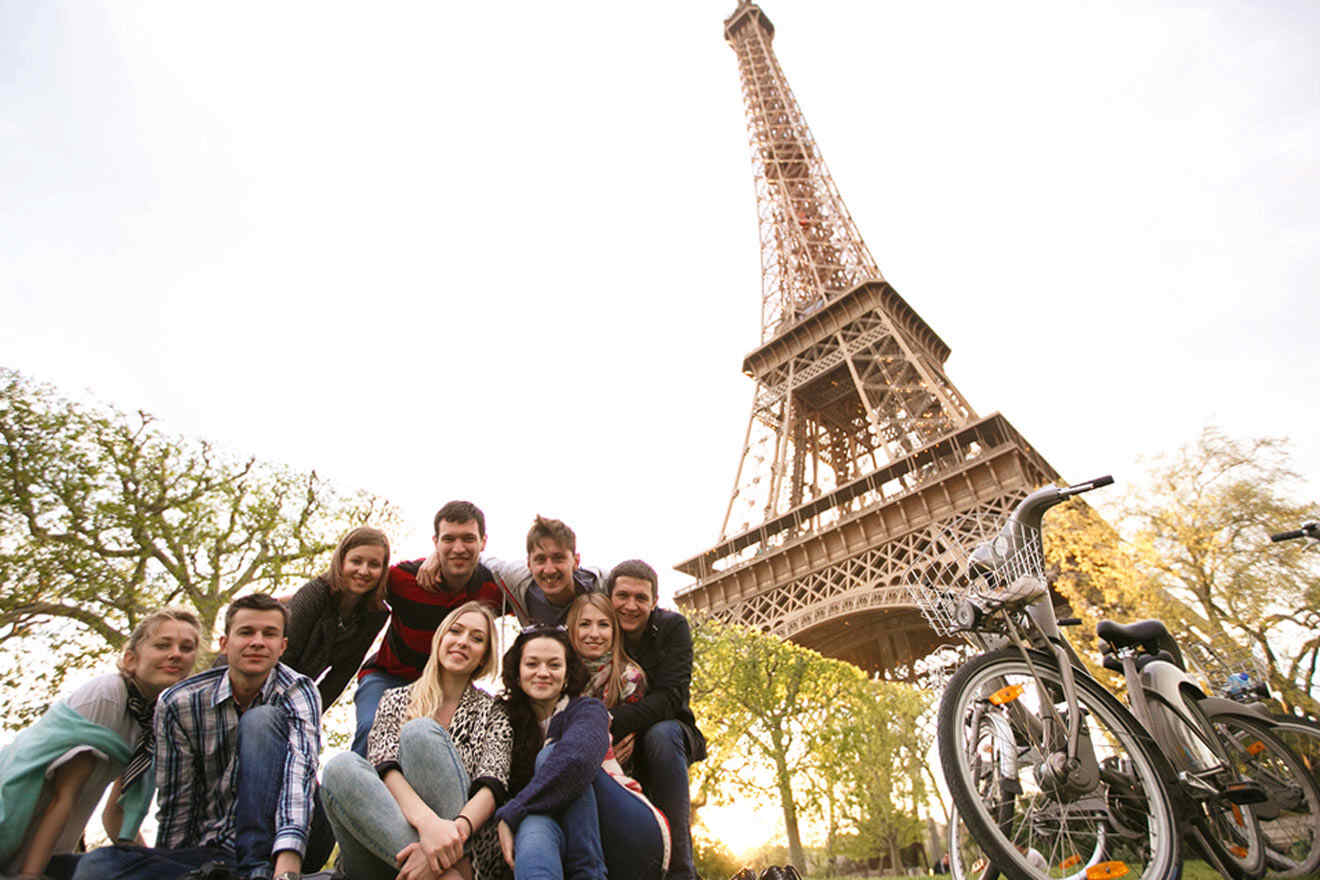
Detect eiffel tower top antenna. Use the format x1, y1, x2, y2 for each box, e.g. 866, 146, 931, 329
724, 1, 887, 343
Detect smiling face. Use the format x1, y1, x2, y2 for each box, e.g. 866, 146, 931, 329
519, 636, 567, 713
342, 543, 387, 596
121, 620, 200, 697
572, 602, 614, 661
437, 610, 491, 678
219, 608, 287, 679
610, 575, 655, 636
434, 518, 487, 586
528, 537, 580, 605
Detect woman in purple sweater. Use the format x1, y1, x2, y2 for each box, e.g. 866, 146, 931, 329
494, 625, 668, 880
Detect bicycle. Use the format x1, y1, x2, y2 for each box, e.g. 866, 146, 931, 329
914, 477, 1272, 880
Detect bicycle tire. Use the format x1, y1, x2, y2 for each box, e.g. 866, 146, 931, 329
1207, 713, 1320, 878
1268, 716, 1320, 787
949, 804, 1000, 880
1177, 694, 1268, 879
938, 647, 1181, 880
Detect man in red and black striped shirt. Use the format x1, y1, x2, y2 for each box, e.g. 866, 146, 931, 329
348, 500, 508, 755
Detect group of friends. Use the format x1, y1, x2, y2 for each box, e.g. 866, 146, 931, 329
0, 501, 705, 880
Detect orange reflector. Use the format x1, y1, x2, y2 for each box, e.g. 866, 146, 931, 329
1247, 740, 1266, 756
1228, 845, 1247, 858
990, 684, 1025, 705
1086, 862, 1129, 880
1061, 854, 1082, 869
1231, 804, 1244, 826
971, 858, 987, 873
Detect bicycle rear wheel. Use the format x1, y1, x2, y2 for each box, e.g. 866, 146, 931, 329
1176, 694, 1268, 880
1208, 713, 1320, 878
1269, 716, 1320, 787
938, 647, 1181, 880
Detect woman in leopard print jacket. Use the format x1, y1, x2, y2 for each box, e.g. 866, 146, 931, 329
321, 601, 513, 880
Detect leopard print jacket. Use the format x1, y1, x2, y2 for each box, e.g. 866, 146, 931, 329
368, 683, 513, 880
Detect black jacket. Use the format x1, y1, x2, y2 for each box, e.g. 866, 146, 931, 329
611, 607, 706, 763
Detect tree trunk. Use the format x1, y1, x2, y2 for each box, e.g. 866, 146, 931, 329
772, 747, 807, 873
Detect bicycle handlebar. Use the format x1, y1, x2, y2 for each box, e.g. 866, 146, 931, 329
1270, 522, 1319, 543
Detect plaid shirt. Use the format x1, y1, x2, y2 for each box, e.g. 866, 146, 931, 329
154, 663, 322, 856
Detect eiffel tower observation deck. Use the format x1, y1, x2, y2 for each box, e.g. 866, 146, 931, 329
675, 2, 1060, 677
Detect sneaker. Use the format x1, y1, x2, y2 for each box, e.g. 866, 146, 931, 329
180, 862, 241, 880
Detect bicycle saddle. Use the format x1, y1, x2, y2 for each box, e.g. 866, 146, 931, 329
1096, 619, 1170, 650
1097, 619, 1186, 669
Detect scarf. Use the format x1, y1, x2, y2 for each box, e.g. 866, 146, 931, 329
582, 655, 613, 703
119, 679, 157, 789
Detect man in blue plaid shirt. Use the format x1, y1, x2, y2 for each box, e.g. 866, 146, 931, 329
74, 594, 332, 880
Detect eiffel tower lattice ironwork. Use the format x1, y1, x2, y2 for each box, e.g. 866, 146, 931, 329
675, 1, 1062, 676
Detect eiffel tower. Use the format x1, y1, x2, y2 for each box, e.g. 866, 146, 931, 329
675, 1, 1061, 676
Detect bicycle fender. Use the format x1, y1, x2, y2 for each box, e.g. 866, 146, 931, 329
1199, 695, 1273, 722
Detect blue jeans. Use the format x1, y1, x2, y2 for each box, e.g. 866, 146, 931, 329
72, 706, 333, 880
70, 844, 231, 880
513, 744, 606, 880
322, 718, 471, 880
235, 704, 334, 874
636, 721, 694, 880
351, 671, 408, 756
43, 853, 83, 880
594, 767, 666, 879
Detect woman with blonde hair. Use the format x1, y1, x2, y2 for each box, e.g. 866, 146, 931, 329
0, 608, 201, 880
566, 593, 646, 710
281, 525, 391, 713
321, 600, 511, 880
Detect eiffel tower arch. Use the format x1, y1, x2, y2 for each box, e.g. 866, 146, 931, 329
675, 2, 1061, 677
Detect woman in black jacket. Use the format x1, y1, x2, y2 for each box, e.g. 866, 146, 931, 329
282, 526, 391, 712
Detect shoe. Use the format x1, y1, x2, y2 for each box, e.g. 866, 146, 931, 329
180, 862, 240, 880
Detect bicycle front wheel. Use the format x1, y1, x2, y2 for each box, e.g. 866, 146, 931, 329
938, 647, 1181, 880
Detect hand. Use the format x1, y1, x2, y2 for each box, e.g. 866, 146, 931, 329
497, 820, 515, 869
395, 842, 440, 880
416, 551, 443, 589
613, 732, 636, 765
411, 816, 465, 874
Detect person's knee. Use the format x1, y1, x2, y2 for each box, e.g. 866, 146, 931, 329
398, 717, 446, 762
321, 751, 367, 801
640, 721, 686, 763
239, 703, 288, 740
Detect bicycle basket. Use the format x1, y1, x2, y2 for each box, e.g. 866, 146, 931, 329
1181, 638, 1269, 696
903, 511, 1047, 636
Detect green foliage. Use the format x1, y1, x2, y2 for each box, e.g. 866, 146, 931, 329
692, 621, 932, 874
692, 835, 743, 880
1120, 428, 1320, 712
0, 367, 399, 726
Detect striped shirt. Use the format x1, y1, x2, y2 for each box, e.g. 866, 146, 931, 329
154, 663, 322, 856
360, 559, 504, 683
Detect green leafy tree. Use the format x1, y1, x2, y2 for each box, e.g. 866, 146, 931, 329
832, 679, 932, 873
1120, 428, 1320, 711
691, 620, 866, 874
0, 367, 398, 723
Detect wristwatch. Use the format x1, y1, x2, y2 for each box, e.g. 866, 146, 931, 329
273, 872, 301, 880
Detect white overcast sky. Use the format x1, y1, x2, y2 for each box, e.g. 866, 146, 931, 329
3, 1, 1318, 606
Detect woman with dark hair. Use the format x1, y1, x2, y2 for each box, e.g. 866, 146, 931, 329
0, 608, 201, 880
493, 625, 668, 880
282, 525, 391, 712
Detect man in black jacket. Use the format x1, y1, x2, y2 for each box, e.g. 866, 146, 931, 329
606, 560, 706, 880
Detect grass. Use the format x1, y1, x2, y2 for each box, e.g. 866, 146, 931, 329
800, 864, 1224, 880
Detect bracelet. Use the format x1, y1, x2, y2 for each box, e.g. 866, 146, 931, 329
455, 813, 473, 836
